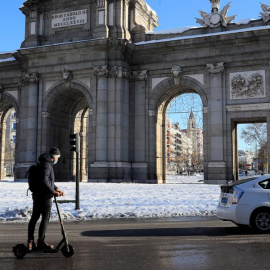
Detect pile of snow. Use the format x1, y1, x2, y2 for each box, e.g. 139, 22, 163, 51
0, 174, 221, 223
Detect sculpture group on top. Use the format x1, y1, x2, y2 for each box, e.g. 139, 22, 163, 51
196, 1, 270, 28
260, 2, 270, 22
195, 0, 236, 28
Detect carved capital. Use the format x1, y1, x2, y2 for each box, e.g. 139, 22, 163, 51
107, 66, 118, 78
206, 62, 224, 74
62, 69, 73, 81
122, 68, 129, 79
22, 72, 40, 86
129, 70, 148, 81
42, 112, 50, 118
93, 65, 107, 77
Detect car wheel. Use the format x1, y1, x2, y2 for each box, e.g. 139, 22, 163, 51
251, 210, 270, 233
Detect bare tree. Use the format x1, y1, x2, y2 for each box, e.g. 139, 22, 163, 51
240, 123, 267, 171
240, 123, 267, 148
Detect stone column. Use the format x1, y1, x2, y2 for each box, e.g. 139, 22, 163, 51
89, 66, 109, 181
16, 72, 39, 179
205, 62, 227, 182
94, 66, 108, 162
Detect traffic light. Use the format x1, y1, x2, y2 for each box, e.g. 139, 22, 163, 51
69, 133, 80, 152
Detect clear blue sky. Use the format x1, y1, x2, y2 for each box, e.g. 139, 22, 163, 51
1, 0, 263, 150
0, 0, 263, 52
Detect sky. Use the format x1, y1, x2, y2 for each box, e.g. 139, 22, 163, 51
0, 0, 265, 150
0, 0, 264, 52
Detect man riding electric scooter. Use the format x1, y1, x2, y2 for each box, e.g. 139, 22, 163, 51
27, 147, 65, 251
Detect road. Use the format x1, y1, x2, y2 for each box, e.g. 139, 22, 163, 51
1, 217, 270, 270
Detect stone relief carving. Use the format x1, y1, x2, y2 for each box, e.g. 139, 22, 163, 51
171, 65, 182, 84
230, 71, 265, 100
21, 72, 40, 86
171, 65, 182, 78
260, 2, 270, 23
206, 62, 224, 74
62, 69, 73, 81
195, 0, 236, 28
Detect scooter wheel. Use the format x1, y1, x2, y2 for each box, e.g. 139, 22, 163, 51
13, 244, 27, 259
61, 244, 74, 257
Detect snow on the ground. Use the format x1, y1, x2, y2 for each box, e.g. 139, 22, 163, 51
0, 174, 221, 223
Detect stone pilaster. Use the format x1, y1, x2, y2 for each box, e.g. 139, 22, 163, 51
93, 0, 109, 38
130, 70, 148, 181
16, 72, 40, 179
206, 62, 226, 181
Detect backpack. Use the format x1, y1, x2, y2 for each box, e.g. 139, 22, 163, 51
26, 163, 40, 194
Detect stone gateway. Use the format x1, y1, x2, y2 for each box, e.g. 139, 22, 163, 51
1, 0, 270, 184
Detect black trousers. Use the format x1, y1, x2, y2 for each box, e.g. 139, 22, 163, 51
28, 195, 52, 240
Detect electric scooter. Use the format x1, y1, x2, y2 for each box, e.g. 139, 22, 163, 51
13, 195, 74, 258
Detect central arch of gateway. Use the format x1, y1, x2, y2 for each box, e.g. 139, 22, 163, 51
1, 0, 270, 184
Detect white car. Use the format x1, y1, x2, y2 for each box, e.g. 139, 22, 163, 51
216, 174, 270, 233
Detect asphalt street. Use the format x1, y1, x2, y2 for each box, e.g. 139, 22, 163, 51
1, 217, 270, 270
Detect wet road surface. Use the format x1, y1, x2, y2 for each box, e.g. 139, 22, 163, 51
1, 217, 270, 270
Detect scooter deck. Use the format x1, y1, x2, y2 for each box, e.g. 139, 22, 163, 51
27, 249, 59, 253
27, 248, 59, 254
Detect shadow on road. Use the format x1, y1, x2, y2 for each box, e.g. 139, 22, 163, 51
81, 226, 257, 238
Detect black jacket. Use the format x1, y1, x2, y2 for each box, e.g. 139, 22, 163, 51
34, 153, 58, 198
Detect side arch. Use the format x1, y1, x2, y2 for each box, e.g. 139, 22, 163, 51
40, 80, 94, 181
0, 93, 19, 180
148, 76, 208, 183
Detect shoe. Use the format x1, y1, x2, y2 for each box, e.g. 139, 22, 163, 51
37, 239, 54, 250
27, 240, 37, 251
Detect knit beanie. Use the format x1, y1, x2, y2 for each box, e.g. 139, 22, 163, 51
49, 147, 61, 158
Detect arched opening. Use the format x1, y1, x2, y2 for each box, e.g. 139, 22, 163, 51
43, 82, 92, 181
166, 94, 203, 181
152, 77, 207, 184
2, 108, 17, 179
0, 94, 18, 180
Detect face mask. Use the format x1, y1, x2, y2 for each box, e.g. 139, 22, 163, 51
53, 160, 58, 165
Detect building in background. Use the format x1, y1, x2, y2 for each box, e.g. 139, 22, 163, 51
167, 114, 203, 174
4, 109, 16, 177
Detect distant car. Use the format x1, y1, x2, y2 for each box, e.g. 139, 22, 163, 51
216, 175, 270, 233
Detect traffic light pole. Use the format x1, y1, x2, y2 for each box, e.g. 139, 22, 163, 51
69, 133, 80, 210
75, 150, 80, 210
